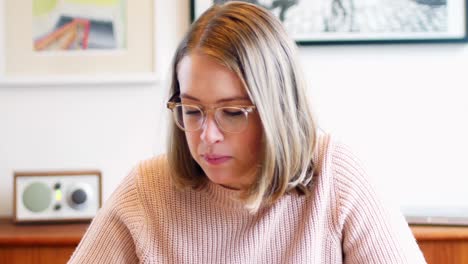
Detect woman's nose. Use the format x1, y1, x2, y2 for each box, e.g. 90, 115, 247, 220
200, 115, 224, 144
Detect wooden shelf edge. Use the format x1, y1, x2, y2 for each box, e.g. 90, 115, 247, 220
0, 218, 88, 246
411, 225, 468, 241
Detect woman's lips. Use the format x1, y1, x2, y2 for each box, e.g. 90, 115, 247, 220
203, 154, 232, 165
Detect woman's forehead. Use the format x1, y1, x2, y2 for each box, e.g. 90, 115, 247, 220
178, 54, 250, 103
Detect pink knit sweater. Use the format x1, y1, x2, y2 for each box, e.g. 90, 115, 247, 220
68, 133, 426, 263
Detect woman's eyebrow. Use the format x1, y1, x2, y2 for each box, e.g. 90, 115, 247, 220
180, 93, 200, 101
180, 93, 250, 103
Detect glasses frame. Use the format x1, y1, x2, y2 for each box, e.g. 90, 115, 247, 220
166, 93, 257, 133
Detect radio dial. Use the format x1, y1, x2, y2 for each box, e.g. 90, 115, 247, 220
71, 189, 87, 205
67, 184, 92, 210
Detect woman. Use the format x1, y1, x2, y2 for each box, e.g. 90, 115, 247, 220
69, 2, 426, 263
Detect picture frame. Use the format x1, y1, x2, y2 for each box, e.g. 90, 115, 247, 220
0, 0, 157, 86
190, 0, 468, 45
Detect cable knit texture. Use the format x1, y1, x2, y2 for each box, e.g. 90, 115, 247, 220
68, 133, 426, 263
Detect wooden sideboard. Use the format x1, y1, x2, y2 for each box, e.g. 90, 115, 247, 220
411, 225, 468, 264
0, 218, 88, 264
1, 217, 468, 263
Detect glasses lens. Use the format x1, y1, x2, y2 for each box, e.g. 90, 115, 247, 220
173, 105, 203, 131
215, 107, 248, 133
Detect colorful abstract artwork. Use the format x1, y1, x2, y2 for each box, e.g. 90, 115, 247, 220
33, 0, 127, 51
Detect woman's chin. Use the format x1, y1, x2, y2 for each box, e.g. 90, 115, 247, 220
205, 172, 240, 189
206, 173, 231, 185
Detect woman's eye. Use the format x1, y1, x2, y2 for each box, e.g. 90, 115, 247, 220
222, 109, 243, 116
184, 110, 200, 115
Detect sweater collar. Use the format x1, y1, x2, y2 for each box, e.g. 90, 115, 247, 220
205, 181, 249, 210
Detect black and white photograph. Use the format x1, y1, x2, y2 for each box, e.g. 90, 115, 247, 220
191, 0, 468, 44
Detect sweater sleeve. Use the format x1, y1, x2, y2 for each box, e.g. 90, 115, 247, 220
331, 143, 427, 264
68, 166, 145, 264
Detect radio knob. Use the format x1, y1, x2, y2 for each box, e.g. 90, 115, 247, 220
67, 184, 92, 210
71, 189, 87, 205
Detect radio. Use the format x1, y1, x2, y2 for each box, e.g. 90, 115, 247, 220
14, 170, 102, 223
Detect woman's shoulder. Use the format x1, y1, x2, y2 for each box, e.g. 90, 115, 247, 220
133, 154, 173, 189
109, 154, 176, 218
314, 131, 380, 206
135, 154, 169, 175
136, 154, 168, 169
314, 131, 365, 174
313, 133, 425, 263
107, 155, 172, 208
312, 131, 372, 197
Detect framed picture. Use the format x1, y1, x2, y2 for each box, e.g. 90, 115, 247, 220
0, 0, 156, 85
190, 0, 468, 45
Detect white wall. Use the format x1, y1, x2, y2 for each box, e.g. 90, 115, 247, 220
1, 0, 467, 217
301, 44, 468, 208
0, 0, 187, 216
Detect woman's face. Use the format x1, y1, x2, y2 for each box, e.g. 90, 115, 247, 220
177, 52, 263, 190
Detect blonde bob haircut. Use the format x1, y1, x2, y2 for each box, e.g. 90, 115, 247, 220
167, 1, 317, 211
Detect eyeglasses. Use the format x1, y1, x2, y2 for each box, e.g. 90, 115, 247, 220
166, 94, 257, 133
